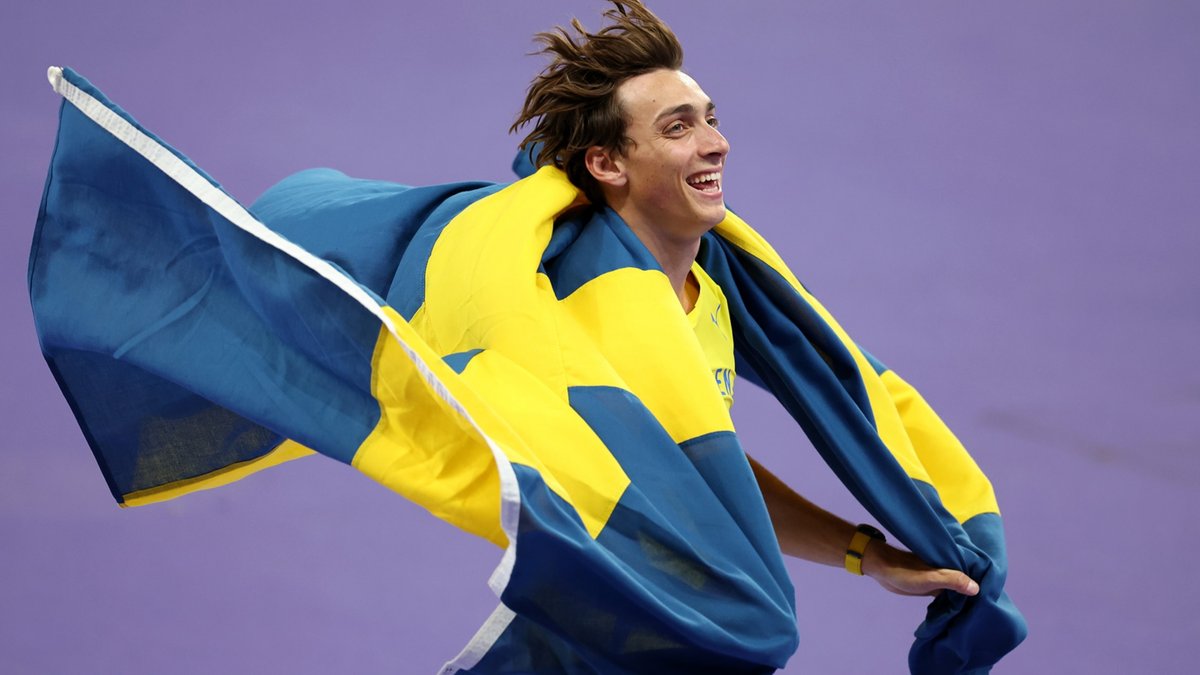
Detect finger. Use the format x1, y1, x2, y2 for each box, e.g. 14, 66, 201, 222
933, 570, 979, 596
952, 572, 980, 596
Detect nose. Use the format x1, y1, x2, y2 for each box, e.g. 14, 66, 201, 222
701, 123, 730, 160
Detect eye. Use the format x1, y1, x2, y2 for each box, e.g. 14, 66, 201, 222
707, 117, 720, 128
667, 121, 685, 133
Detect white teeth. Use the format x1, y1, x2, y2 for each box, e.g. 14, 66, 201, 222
687, 172, 721, 185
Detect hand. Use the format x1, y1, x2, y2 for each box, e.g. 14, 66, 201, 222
860, 541, 980, 598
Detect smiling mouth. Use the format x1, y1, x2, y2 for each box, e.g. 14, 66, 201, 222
686, 172, 722, 193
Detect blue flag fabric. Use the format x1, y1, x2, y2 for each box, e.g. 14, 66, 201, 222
30, 68, 1025, 674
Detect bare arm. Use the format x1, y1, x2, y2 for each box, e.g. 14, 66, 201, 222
747, 455, 979, 597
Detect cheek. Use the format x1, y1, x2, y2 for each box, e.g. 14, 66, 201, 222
650, 172, 686, 206
630, 165, 675, 199
625, 152, 688, 205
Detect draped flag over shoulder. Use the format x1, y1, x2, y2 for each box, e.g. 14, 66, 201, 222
30, 68, 1025, 674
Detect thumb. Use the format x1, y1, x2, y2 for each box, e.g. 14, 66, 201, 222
954, 571, 980, 596
932, 569, 979, 596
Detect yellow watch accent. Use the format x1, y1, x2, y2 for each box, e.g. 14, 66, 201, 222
845, 524, 885, 576
844, 530, 874, 576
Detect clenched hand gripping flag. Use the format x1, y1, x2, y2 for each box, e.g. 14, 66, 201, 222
29, 68, 1026, 674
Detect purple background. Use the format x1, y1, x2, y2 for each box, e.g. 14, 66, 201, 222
2, 1, 1197, 672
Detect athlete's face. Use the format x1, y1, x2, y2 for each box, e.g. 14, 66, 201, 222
607, 69, 729, 239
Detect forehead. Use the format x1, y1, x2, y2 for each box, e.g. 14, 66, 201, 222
617, 69, 711, 126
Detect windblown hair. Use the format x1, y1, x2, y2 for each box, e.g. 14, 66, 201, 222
511, 1, 683, 205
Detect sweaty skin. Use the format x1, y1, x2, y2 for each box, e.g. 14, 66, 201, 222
585, 68, 979, 599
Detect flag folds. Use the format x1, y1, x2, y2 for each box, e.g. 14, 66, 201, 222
29, 67, 1025, 674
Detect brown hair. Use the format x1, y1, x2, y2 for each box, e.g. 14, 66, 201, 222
511, 1, 683, 205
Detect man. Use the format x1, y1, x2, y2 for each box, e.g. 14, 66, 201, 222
31, 1, 1023, 672
511, 1, 980, 602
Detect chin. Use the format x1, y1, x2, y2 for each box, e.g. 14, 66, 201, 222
703, 203, 728, 228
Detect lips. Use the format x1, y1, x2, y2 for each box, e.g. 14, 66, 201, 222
686, 171, 721, 193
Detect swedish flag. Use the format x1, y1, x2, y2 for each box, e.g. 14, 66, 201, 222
30, 68, 1024, 674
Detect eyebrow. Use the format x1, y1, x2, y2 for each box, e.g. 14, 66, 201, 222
654, 101, 716, 124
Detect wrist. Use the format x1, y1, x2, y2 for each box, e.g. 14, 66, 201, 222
859, 538, 887, 579
844, 524, 886, 576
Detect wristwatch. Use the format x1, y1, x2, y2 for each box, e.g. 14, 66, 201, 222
845, 524, 886, 576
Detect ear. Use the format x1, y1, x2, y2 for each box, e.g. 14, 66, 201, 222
584, 146, 628, 189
